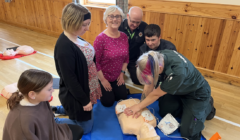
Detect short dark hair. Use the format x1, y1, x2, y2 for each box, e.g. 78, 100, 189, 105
144, 24, 161, 38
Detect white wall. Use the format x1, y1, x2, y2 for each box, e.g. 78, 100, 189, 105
165, 0, 240, 6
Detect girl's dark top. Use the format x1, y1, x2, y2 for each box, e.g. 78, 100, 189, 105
3, 101, 72, 140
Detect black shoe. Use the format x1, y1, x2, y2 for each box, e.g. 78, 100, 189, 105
206, 97, 216, 120
51, 106, 57, 112
127, 88, 130, 95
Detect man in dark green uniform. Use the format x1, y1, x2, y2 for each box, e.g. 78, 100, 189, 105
124, 50, 216, 140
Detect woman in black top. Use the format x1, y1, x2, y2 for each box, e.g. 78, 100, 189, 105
53, 3, 101, 134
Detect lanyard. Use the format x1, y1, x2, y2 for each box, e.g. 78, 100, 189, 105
127, 29, 135, 39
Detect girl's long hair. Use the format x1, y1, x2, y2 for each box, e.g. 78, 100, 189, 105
7, 69, 52, 110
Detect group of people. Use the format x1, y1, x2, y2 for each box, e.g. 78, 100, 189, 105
3, 2, 216, 140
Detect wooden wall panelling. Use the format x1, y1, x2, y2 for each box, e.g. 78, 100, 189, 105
86, 8, 97, 43
0, 0, 71, 36
15, 0, 27, 25
174, 15, 200, 60
161, 14, 179, 47
0, 1, 6, 21
214, 20, 234, 73
184, 16, 199, 60
128, 0, 240, 20
191, 18, 205, 65
40, 0, 53, 31
142, 11, 166, 46
223, 21, 240, 73
13, 0, 21, 24
227, 28, 240, 76
195, 18, 210, 67
158, 13, 165, 33
196, 18, 220, 69
208, 20, 226, 70
57, 1, 68, 33
1, 1, 7, 21
23, 0, 38, 27
3, 2, 16, 22
161, 13, 170, 42
174, 15, 188, 54
201, 19, 222, 69
48, 0, 66, 33
33, 0, 42, 28
46, 0, 56, 32
81, 7, 106, 45
34, 0, 52, 30
142, 11, 165, 31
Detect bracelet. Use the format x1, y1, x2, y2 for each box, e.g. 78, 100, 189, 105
121, 70, 125, 74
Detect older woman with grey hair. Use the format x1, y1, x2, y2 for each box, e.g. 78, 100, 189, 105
94, 5, 129, 107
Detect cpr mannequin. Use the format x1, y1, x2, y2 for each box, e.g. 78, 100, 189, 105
115, 99, 160, 140
138, 123, 160, 140
0, 83, 18, 99
3, 45, 34, 56
1, 82, 53, 102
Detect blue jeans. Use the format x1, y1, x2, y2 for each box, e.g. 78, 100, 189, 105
54, 105, 93, 134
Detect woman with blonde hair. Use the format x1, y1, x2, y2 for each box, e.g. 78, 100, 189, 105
124, 50, 216, 140
3, 69, 83, 140
94, 5, 129, 107
53, 2, 101, 134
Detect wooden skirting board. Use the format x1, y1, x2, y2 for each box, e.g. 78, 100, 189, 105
197, 67, 240, 87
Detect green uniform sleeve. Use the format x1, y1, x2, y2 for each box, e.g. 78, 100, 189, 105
160, 74, 185, 95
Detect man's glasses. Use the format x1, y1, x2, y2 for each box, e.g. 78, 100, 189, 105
129, 16, 141, 25
108, 15, 122, 20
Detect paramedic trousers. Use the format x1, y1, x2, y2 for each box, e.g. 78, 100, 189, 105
158, 83, 213, 140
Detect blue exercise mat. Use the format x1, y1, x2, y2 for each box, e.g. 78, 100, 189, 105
82, 94, 206, 140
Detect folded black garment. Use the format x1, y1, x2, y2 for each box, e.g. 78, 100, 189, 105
6, 46, 19, 51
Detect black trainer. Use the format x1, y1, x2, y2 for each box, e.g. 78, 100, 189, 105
127, 88, 130, 95
206, 96, 216, 120
51, 106, 57, 112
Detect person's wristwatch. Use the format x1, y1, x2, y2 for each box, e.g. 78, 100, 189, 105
121, 70, 125, 74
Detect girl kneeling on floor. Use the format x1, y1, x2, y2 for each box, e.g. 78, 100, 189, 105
3, 69, 83, 140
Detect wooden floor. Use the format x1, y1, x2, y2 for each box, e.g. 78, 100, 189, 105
0, 22, 240, 140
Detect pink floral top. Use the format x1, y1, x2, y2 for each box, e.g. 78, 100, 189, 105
76, 40, 102, 104
94, 32, 129, 82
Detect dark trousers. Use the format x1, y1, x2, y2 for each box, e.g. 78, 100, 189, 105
158, 87, 213, 140
100, 80, 128, 107
68, 124, 84, 140
127, 61, 142, 85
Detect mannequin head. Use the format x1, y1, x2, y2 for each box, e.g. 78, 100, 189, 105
3, 49, 17, 56
138, 123, 160, 140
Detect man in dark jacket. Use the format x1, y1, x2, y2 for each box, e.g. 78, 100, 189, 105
140, 24, 177, 55
119, 6, 148, 85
